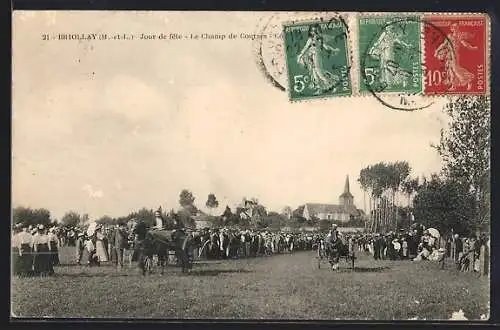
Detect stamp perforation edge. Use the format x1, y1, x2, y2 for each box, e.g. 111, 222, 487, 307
421, 12, 491, 95
254, 12, 490, 103
351, 12, 490, 99
356, 12, 425, 98
281, 13, 355, 103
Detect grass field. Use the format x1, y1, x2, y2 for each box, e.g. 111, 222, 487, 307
11, 246, 489, 320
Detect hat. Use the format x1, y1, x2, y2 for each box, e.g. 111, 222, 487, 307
78, 232, 84, 237
331, 223, 338, 229
38, 224, 44, 230
31, 229, 37, 235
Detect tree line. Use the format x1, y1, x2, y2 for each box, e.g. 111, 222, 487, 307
358, 96, 490, 237
13, 189, 304, 231
13, 96, 489, 236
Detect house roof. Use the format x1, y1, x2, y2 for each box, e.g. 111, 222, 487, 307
304, 203, 360, 216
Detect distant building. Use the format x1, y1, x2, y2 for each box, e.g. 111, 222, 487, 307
192, 214, 212, 229
302, 175, 363, 224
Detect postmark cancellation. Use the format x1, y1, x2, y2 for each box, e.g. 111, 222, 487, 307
277, 12, 489, 104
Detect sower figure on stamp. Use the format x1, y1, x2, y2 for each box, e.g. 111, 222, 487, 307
297, 23, 341, 95
434, 23, 477, 91
368, 24, 413, 89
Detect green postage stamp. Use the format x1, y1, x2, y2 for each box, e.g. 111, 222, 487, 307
283, 19, 352, 101
358, 16, 422, 94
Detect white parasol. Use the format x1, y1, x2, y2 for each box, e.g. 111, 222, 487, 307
86, 221, 97, 236
427, 228, 440, 239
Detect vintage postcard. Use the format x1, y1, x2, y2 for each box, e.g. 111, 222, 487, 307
11, 11, 491, 320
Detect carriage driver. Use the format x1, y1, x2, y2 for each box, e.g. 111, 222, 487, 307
325, 223, 340, 246
325, 223, 341, 270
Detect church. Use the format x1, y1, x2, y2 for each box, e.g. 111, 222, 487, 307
302, 175, 363, 223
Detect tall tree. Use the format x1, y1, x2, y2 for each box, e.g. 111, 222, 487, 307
33, 208, 52, 225
413, 174, 476, 236
96, 215, 115, 226
434, 96, 490, 228
401, 177, 419, 226
176, 209, 197, 228
13, 206, 33, 225
282, 206, 293, 219
359, 161, 412, 232
61, 211, 81, 227
225, 206, 241, 226
402, 177, 420, 207
205, 193, 219, 215
13, 206, 51, 226
81, 213, 90, 224
221, 205, 232, 218
179, 189, 198, 215
128, 208, 156, 227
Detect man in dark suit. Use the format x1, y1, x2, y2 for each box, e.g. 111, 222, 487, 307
114, 223, 128, 268
373, 234, 381, 260
75, 232, 85, 265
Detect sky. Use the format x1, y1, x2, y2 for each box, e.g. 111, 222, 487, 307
12, 11, 449, 220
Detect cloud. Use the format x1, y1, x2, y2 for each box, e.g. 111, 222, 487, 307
82, 184, 104, 199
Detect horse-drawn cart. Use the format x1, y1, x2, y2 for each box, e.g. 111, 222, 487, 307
314, 237, 356, 270
133, 225, 195, 275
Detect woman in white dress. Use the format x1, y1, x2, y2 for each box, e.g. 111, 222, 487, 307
95, 225, 109, 262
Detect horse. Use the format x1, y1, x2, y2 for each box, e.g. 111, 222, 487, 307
325, 236, 355, 270
207, 232, 220, 260
227, 231, 240, 258
131, 221, 194, 275
249, 233, 259, 257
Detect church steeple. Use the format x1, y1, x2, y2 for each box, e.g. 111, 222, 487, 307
344, 175, 350, 194
339, 175, 354, 206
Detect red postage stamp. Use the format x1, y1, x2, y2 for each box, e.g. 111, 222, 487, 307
423, 15, 489, 95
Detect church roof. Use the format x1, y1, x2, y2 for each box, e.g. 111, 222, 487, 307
304, 203, 360, 216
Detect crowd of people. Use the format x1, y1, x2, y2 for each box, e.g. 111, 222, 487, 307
190, 227, 317, 260
12, 224, 60, 276
12, 219, 489, 276
349, 223, 489, 273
